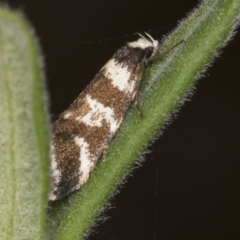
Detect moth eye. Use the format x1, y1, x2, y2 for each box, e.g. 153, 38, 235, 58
146, 48, 153, 58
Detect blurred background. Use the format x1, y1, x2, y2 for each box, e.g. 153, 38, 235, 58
3, 0, 240, 239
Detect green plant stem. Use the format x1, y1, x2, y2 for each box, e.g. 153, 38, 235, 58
47, 0, 240, 239
0, 7, 50, 240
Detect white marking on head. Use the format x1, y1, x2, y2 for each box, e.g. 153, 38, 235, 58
74, 136, 94, 184
103, 59, 135, 92
128, 33, 159, 57
76, 94, 119, 133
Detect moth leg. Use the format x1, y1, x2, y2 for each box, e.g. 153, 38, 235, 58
133, 91, 143, 118
101, 144, 108, 162
132, 61, 146, 118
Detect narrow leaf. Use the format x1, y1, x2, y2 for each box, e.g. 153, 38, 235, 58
0, 7, 50, 240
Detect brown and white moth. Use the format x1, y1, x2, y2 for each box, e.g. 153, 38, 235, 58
49, 33, 159, 201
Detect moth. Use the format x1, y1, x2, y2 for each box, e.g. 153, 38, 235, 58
49, 33, 159, 200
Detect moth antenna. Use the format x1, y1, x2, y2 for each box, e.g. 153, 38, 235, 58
144, 32, 155, 43
137, 32, 147, 40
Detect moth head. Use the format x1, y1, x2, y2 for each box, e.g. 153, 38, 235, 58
127, 33, 159, 58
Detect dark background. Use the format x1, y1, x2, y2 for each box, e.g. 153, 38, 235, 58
3, 0, 240, 239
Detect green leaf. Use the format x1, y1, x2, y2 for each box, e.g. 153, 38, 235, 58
0, 7, 50, 240
47, 0, 240, 239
